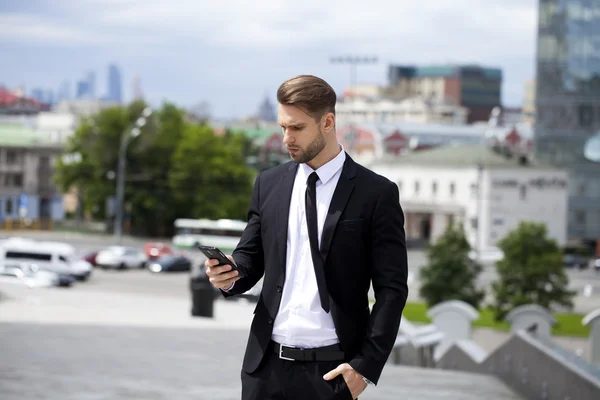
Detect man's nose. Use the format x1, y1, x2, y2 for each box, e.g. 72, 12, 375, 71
282, 130, 294, 144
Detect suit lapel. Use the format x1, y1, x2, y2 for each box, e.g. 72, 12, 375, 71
320, 154, 357, 265
275, 162, 298, 276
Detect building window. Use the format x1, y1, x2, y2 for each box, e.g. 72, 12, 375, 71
414, 181, 420, 195
575, 211, 586, 225
578, 183, 586, 196
6, 150, 17, 164
5, 198, 13, 214
432, 181, 438, 195
470, 183, 478, 198
39, 156, 50, 170
13, 174, 23, 187
449, 182, 456, 196
520, 185, 527, 200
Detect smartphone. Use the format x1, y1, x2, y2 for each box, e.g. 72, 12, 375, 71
197, 245, 245, 278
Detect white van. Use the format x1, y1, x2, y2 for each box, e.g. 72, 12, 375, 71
0, 237, 93, 281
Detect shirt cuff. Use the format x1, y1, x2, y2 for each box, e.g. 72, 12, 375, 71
223, 281, 235, 292
361, 374, 374, 386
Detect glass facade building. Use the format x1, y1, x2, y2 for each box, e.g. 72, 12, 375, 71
534, 0, 600, 241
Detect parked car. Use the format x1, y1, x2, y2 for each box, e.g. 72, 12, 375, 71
95, 246, 147, 270
144, 242, 174, 260
0, 263, 74, 288
81, 251, 99, 266
27, 263, 76, 287
563, 254, 588, 269
147, 255, 192, 273
0, 238, 92, 281
593, 258, 600, 272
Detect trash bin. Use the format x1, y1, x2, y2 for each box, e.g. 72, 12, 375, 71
190, 265, 214, 318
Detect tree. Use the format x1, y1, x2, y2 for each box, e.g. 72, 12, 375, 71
419, 223, 485, 309
125, 103, 186, 236
54, 104, 135, 220
54, 101, 256, 237
169, 124, 254, 221
491, 221, 576, 321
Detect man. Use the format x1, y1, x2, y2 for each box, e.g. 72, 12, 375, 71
206, 75, 408, 399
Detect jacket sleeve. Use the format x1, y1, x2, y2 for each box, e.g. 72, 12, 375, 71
349, 181, 408, 384
221, 172, 265, 297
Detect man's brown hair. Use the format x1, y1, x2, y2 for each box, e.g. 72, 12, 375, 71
277, 75, 337, 121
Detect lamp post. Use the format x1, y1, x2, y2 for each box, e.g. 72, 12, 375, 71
584, 131, 600, 256
330, 55, 378, 150
584, 130, 600, 163
114, 107, 152, 244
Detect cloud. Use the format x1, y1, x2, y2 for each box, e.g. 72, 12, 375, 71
0, 12, 160, 46
0, 13, 109, 45
10, 0, 536, 59
0, 0, 538, 108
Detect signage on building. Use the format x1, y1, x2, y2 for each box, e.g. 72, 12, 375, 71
18, 193, 28, 218
492, 177, 567, 189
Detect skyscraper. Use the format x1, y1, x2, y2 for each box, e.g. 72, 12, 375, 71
534, 0, 600, 241
386, 64, 503, 123
87, 71, 96, 100
132, 73, 143, 101
107, 63, 122, 103
31, 88, 45, 103
257, 95, 276, 122
56, 80, 70, 102
76, 80, 90, 99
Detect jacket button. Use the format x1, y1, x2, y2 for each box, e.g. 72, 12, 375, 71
268, 317, 273, 324
277, 285, 283, 293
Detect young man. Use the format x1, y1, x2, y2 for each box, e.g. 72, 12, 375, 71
206, 75, 408, 399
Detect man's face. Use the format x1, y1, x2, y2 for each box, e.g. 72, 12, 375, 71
278, 104, 326, 164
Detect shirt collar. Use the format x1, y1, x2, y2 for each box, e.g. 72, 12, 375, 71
299, 144, 346, 185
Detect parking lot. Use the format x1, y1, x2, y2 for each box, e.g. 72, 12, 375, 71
2, 230, 598, 312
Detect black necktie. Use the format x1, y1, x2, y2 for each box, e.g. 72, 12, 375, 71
305, 172, 330, 312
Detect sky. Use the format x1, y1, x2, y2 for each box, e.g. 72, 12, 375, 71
0, 0, 539, 119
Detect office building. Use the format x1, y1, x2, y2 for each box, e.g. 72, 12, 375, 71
385, 65, 503, 123
533, 0, 600, 242
106, 64, 122, 103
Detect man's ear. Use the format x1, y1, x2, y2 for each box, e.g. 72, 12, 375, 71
322, 112, 335, 133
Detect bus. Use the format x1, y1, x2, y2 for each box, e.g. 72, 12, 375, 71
172, 218, 247, 252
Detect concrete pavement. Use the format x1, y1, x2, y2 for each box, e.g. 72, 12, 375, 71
0, 322, 522, 400
0, 266, 523, 399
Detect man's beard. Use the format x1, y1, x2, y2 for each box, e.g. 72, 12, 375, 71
288, 129, 326, 164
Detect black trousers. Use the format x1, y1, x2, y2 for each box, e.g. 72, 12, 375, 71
241, 346, 353, 400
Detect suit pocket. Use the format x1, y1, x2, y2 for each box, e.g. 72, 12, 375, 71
332, 375, 353, 400
338, 218, 365, 232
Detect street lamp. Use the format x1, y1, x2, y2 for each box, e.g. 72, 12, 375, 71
114, 106, 152, 244
330, 55, 378, 151
584, 130, 600, 163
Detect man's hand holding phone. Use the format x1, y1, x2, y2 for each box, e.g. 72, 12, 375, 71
205, 255, 240, 290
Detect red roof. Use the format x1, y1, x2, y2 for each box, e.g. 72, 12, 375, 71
0, 86, 47, 109
505, 128, 521, 146
384, 130, 409, 155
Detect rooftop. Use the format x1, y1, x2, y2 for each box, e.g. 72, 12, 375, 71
370, 144, 555, 170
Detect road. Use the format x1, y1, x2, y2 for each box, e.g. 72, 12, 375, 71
2, 230, 600, 313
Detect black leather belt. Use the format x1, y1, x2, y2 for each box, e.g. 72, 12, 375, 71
271, 341, 346, 362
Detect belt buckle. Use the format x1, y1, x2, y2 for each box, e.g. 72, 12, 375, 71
279, 344, 296, 361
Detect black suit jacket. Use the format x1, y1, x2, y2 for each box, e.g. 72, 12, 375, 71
223, 153, 408, 385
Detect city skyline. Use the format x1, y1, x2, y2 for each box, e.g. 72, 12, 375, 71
0, 0, 539, 118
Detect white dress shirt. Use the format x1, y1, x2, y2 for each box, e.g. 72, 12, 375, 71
271, 146, 346, 348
